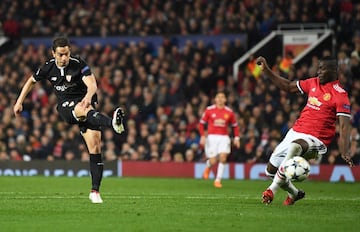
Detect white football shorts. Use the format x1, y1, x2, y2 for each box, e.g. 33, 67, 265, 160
204, 134, 231, 158
269, 128, 327, 168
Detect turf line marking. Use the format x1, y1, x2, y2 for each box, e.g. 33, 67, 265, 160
1, 194, 360, 201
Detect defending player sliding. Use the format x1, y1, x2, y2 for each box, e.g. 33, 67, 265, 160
256, 55, 354, 205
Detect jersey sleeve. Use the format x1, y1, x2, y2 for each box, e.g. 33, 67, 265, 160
336, 93, 351, 116
199, 110, 208, 125
198, 110, 208, 136
79, 57, 92, 77
230, 112, 240, 137
33, 62, 51, 82
297, 77, 316, 95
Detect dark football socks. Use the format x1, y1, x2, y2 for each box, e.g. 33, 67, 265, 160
89, 154, 104, 192
86, 110, 112, 127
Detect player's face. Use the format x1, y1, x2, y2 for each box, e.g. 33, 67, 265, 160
214, 93, 226, 107
317, 61, 329, 84
317, 60, 337, 84
53, 46, 70, 68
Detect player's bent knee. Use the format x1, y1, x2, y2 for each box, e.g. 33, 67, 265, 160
265, 163, 277, 178
265, 168, 275, 178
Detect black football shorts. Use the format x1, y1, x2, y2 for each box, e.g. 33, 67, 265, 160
57, 99, 101, 133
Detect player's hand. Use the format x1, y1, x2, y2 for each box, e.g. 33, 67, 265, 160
13, 102, 23, 116
341, 153, 354, 167
80, 97, 91, 109
199, 136, 206, 148
256, 56, 267, 70
233, 137, 240, 149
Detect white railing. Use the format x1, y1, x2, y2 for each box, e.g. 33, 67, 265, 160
232, 23, 334, 80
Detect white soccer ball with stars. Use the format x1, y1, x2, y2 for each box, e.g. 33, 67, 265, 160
283, 156, 311, 182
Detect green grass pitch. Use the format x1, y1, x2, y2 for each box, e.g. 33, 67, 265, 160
0, 177, 359, 232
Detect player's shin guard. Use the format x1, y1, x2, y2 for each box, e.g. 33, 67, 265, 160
87, 110, 112, 127
265, 169, 275, 179
270, 142, 303, 194
90, 154, 104, 191
216, 162, 225, 181
283, 142, 303, 163
280, 179, 299, 198
269, 166, 287, 194
206, 159, 211, 168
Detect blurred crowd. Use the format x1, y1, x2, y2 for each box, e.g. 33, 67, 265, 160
1, 0, 360, 165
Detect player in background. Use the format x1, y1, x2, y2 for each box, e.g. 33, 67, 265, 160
199, 91, 241, 188
256, 56, 354, 205
13, 36, 125, 204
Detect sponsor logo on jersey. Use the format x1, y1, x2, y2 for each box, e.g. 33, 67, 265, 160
214, 118, 226, 127
308, 97, 322, 106
55, 83, 76, 91
307, 97, 322, 110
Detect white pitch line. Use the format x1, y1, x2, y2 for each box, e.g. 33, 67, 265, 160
0, 194, 359, 201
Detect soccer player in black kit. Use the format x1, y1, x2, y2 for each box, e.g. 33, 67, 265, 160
14, 36, 125, 203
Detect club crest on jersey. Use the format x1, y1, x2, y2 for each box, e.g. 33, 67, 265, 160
323, 93, 331, 101
66, 75, 72, 82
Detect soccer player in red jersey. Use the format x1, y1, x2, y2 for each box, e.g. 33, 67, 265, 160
199, 91, 241, 188
256, 56, 354, 205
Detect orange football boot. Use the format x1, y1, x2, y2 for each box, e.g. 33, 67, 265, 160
202, 167, 210, 180
214, 180, 222, 188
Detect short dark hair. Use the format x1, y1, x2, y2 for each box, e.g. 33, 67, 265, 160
215, 90, 228, 98
321, 56, 338, 70
52, 36, 70, 51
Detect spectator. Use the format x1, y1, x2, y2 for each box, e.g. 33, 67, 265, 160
173, 152, 184, 162
185, 149, 195, 162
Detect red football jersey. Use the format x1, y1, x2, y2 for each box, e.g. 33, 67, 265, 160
293, 78, 351, 145
199, 105, 239, 136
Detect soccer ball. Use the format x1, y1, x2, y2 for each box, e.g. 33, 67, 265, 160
283, 156, 311, 182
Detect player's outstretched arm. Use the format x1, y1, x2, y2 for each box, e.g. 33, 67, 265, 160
338, 115, 355, 167
256, 56, 298, 93
80, 74, 97, 109
14, 76, 36, 116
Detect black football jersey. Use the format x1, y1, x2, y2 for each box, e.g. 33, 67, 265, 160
33, 56, 95, 103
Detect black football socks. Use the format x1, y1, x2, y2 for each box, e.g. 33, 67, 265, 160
89, 154, 104, 192
86, 110, 112, 127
